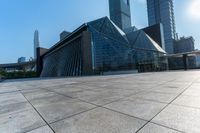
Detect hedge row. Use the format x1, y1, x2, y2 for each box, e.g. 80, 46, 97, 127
0, 70, 37, 79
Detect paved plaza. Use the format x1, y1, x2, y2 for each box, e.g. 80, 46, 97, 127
1, 71, 200, 133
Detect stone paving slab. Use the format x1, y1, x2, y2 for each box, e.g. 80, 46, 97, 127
27, 125, 54, 133
0, 92, 32, 117
0, 86, 19, 94
129, 91, 178, 103
105, 97, 167, 121
0, 71, 200, 133
182, 83, 200, 97
149, 82, 190, 94
152, 104, 200, 133
172, 94, 200, 109
138, 123, 181, 133
26, 92, 96, 123
0, 109, 46, 133
50, 107, 147, 133
0, 92, 27, 106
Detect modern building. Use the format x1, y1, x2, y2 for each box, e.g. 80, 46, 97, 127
18, 57, 26, 63
34, 30, 40, 59
109, 0, 132, 30
174, 36, 195, 53
38, 17, 167, 77
60, 31, 71, 40
147, 0, 176, 54
174, 36, 196, 68
169, 37, 196, 69
126, 28, 167, 72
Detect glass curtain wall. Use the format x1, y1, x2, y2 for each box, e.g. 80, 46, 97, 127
41, 38, 82, 77
88, 18, 134, 73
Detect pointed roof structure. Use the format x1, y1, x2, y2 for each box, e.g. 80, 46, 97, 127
88, 17, 129, 45
44, 16, 166, 58
126, 30, 166, 53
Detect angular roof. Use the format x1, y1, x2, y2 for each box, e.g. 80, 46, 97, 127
44, 16, 166, 57
88, 17, 129, 45
126, 30, 166, 53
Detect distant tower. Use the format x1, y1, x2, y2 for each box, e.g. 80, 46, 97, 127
109, 0, 132, 30
147, 0, 176, 54
34, 30, 40, 59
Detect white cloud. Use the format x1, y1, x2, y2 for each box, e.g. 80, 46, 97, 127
187, 0, 200, 21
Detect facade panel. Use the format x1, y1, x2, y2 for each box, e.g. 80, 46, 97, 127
41, 37, 83, 77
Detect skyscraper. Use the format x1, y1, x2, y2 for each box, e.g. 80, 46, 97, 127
34, 30, 40, 59
109, 0, 132, 30
147, 0, 176, 54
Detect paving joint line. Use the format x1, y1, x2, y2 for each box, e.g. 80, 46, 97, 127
6, 76, 196, 132
23, 125, 52, 133
20, 87, 101, 129
20, 91, 56, 133
102, 106, 149, 122
42, 88, 100, 107
35, 78, 180, 125
149, 122, 184, 133
135, 78, 197, 133
44, 87, 145, 110
1, 77, 174, 96
101, 103, 184, 133
41, 88, 151, 123
43, 85, 145, 108
49, 106, 99, 125
23, 73, 170, 90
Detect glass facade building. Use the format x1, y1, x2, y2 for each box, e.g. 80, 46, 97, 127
126, 29, 167, 72
174, 37, 195, 54
40, 17, 167, 77
169, 37, 196, 70
147, 0, 176, 54
109, 0, 132, 30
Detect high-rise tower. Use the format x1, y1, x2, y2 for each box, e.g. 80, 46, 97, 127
147, 0, 176, 54
109, 0, 132, 30
34, 30, 40, 59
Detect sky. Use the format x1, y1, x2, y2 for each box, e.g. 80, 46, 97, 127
0, 0, 200, 63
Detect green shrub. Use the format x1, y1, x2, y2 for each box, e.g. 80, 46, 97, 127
0, 70, 38, 79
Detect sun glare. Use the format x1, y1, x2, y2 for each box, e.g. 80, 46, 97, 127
188, 0, 200, 21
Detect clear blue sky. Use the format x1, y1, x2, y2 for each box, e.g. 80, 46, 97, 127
0, 0, 199, 63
